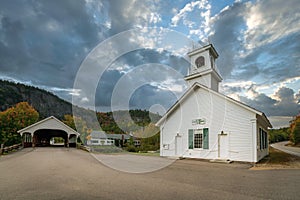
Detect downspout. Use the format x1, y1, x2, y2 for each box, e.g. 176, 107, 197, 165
160, 127, 164, 156
250, 118, 257, 163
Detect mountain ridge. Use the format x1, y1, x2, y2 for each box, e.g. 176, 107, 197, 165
0, 80, 72, 119
0, 80, 161, 134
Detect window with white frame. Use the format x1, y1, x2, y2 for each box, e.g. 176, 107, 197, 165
91, 140, 98, 144
188, 128, 209, 150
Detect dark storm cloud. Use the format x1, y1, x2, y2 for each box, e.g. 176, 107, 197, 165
234, 32, 300, 83
210, 2, 247, 79
259, 33, 300, 82
89, 48, 188, 110
93, 49, 188, 111
240, 87, 300, 116
96, 69, 124, 108
115, 49, 189, 75
129, 84, 177, 110
0, 0, 102, 87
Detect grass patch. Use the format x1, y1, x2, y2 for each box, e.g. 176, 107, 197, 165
264, 147, 300, 164
254, 147, 300, 169
129, 152, 160, 157
89, 145, 125, 154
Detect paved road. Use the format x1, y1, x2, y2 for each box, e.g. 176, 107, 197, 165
91, 153, 176, 173
271, 141, 300, 157
0, 147, 300, 200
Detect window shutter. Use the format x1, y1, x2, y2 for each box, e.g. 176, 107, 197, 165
203, 128, 209, 149
260, 129, 263, 150
265, 132, 269, 148
188, 129, 193, 149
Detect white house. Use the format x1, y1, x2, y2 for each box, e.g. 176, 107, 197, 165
87, 131, 141, 147
87, 131, 115, 146
156, 44, 272, 163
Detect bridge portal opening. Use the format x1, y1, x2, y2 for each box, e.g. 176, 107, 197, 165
18, 116, 80, 148
50, 137, 65, 146
34, 129, 69, 147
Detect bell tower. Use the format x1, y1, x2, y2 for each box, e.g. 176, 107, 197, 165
184, 44, 222, 92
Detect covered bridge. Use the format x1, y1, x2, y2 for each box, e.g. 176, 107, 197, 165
18, 116, 80, 148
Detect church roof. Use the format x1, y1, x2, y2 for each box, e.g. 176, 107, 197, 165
156, 82, 272, 128
187, 44, 219, 58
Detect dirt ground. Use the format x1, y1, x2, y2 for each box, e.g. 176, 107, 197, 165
1, 147, 300, 200
252, 147, 300, 170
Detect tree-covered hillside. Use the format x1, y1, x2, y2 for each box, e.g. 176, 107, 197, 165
0, 80, 72, 119
0, 80, 161, 135
97, 110, 161, 134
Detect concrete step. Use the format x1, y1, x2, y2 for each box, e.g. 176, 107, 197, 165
209, 159, 232, 164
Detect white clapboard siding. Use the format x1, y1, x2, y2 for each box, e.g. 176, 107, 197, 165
160, 86, 261, 162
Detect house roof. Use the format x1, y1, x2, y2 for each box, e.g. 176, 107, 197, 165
90, 132, 132, 140
156, 82, 272, 128
106, 134, 131, 140
90, 131, 107, 139
17, 116, 80, 136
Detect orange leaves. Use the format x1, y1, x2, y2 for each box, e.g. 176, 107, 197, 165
0, 102, 39, 145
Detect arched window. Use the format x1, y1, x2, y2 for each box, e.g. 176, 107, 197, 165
195, 56, 205, 68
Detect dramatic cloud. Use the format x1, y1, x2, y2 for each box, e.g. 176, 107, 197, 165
239, 87, 300, 117
243, 0, 300, 52
0, 0, 299, 126
108, 0, 162, 34
0, 0, 102, 88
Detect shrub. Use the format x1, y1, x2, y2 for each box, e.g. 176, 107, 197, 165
269, 128, 289, 143
125, 145, 138, 152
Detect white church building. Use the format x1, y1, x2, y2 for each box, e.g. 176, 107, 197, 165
156, 44, 272, 163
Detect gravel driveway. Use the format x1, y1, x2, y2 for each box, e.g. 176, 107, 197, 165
1, 147, 299, 200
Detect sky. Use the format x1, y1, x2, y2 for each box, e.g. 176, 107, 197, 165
0, 0, 299, 128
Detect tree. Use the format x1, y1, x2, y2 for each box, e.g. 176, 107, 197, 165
290, 114, 300, 145
0, 102, 39, 147
133, 123, 160, 151
269, 127, 289, 143
62, 114, 91, 145
62, 114, 76, 129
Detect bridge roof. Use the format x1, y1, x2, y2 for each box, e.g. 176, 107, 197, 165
17, 116, 80, 136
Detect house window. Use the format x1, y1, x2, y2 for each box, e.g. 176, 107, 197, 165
91, 140, 98, 144
258, 128, 268, 150
188, 128, 209, 149
194, 129, 203, 148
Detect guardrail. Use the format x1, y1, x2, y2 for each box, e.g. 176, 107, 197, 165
77, 144, 90, 152
1, 143, 22, 155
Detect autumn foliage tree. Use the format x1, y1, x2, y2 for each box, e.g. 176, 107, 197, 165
290, 114, 300, 145
63, 114, 91, 145
0, 102, 39, 146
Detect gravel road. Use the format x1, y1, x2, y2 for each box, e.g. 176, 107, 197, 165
0, 147, 299, 200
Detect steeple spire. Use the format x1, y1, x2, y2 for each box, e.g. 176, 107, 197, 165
184, 44, 222, 92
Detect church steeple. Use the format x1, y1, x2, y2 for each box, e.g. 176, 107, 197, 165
184, 44, 222, 92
